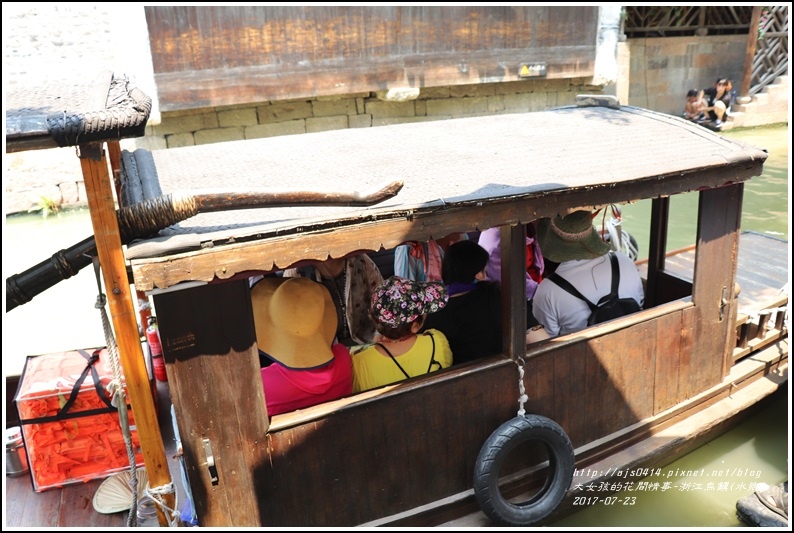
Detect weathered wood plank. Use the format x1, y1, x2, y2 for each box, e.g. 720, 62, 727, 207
144, 6, 598, 111
153, 279, 268, 527
653, 310, 684, 414
553, 342, 588, 448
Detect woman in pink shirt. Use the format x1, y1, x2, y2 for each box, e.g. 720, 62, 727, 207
252, 277, 353, 416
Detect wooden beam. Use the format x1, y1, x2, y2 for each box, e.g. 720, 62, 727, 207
740, 6, 763, 99
79, 142, 175, 526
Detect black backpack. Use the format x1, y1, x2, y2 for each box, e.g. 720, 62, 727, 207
547, 253, 641, 326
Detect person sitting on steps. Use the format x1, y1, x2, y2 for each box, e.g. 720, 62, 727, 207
700, 77, 732, 128
684, 89, 706, 122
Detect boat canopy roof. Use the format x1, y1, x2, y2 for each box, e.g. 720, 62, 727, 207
121, 99, 767, 291
4, 70, 151, 152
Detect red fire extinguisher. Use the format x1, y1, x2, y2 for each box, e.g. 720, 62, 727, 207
146, 316, 168, 382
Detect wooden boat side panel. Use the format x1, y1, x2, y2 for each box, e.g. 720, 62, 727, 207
551, 342, 589, 446
254, 361, 517, 526
524, 305, 703, 448
612, 320, 656, 428
652, 310, 685, 413
153, 280, 269, 527
693, 184, 743, 387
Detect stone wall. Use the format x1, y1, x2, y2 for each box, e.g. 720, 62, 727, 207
626, 34, 748, 115
134, 77, 600, 151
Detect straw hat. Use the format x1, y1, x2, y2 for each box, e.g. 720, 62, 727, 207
371, 276, 448, 327
537, 210, 610, 263
251, 277, 336, 368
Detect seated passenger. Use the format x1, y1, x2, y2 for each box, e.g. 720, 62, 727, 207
252, 277, 353, 416
351, 276, 452, 392
283, 254, 383, 346
532, 210, 644, 338
477, 221, 545, 327
393, 232, 468, 282
422, 240, 503, 364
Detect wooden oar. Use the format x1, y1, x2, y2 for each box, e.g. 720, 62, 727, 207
6, 181, 404, 312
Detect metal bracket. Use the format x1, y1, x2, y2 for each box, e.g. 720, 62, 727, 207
202, 438, 219, 485
719, 286, 728, 320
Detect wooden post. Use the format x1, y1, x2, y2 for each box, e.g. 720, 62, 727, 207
105, 139, 152, 335
79, 141, 175, 526
500, 223, 528, 360
740, 6, 763, 101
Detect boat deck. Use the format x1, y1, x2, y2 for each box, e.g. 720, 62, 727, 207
3, 231, 788, 528
4, 380, 183, 528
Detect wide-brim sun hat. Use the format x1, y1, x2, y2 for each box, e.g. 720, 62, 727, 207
371, 276, 448, 327
537, 210, 610, 263
251, 277, 336, 368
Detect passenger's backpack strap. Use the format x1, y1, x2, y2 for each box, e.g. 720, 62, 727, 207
376, 342, 410, 379
424, 331, 440, 373
547, 273, 597, 311
547, 253, 618, 309
608, 252, 620, 298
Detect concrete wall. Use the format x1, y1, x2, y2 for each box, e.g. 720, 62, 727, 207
626, 34, 747, 116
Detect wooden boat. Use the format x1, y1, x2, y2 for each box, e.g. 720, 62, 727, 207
4, 74, 788, 527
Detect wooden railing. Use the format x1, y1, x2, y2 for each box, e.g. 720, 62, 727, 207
747, 5, 789, 97
624, 6, 753, 37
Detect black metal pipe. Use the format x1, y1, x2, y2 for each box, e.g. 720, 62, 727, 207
6, 181, 404, 312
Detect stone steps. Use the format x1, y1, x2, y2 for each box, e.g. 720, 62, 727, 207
727, 76, 789, 129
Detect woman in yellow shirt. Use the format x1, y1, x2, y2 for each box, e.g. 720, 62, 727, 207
352, 276, 452, 392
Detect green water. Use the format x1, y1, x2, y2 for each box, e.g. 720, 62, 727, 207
620, 123, 790, 256
552, 391, 790, 527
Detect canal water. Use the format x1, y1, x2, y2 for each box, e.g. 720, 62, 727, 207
2, 124, 790, 527
551, 391, 789, 527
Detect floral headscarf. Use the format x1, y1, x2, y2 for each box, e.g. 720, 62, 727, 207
371, 276, 448, 327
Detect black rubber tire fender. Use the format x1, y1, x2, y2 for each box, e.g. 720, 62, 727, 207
473, 414, 575, 526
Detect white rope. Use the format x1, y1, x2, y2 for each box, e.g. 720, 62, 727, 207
92, 258, 182, 527
92, 258, 140, 527
515, 356, 529, 417
144, 482, 181, 527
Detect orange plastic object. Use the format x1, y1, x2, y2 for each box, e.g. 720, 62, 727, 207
14, 348, 145, 492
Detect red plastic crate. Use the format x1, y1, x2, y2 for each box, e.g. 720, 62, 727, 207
14, 348, 145, 492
